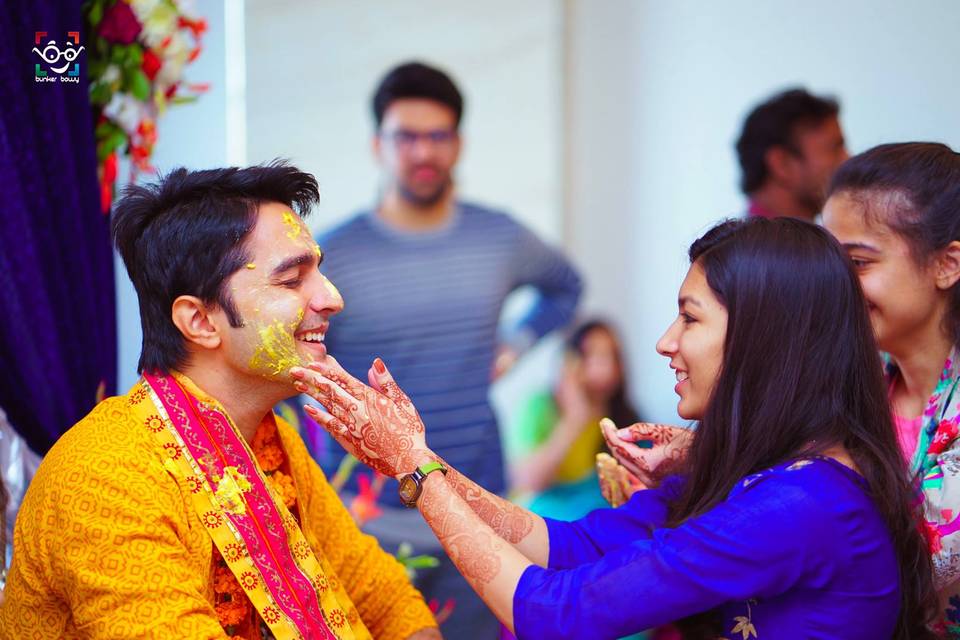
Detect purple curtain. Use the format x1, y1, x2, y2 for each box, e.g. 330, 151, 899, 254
0, 1, 117, 454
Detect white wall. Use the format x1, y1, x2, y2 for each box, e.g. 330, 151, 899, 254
244, 0, 564, 241
566, 0, 960, 424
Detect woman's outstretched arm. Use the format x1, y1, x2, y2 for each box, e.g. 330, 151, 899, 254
290, 357, 549, 566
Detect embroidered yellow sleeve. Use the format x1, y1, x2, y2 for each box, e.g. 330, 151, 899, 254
278, 420, 438, 640
0, 398, 229, 640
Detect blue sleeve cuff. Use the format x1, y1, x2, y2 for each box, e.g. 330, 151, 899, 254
513, 563, 550, 639
544, 517, 575, 569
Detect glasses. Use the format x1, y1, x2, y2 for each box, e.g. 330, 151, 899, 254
32, 42, 84, 65
380, 128, 457, 151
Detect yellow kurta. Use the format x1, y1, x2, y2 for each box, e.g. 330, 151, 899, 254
0, 394, 436, 639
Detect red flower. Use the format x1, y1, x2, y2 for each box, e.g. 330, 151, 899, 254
98, 1, 142, 45
103, 151, 118, 182
100, 151, 118, 214
100, 181, 113, 215
178, 16, 208, 36
142, 49, 162, 81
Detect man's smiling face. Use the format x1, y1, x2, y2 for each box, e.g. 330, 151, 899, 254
214, 201, 344, 386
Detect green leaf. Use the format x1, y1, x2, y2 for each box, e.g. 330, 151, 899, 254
86, 1, 103, 26
129, 70, 151, 101
109, 45, 126, 64
89, 82, 113, 106
87, 59, 106, 80
404, 556, 440, 569
170, 96, 199, 105
95, 120, 123, 139
97, 129, 127, 161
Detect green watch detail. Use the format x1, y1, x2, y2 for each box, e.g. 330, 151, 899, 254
398, 461, 448, 508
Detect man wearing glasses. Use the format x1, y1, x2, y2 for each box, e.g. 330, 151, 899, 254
313, 61, 582, 638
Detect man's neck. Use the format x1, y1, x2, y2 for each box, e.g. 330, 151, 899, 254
377, 187, 455, 231
749, 185, 817, 222
179, 364, 279, 442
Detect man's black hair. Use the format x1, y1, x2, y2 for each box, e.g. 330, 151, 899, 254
736, 88, 840, 194
372, 61, 464, 128
111, 161, 319, 373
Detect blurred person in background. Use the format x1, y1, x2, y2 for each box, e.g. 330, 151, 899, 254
507, 319, 639, 521
736, 87, 849, 221
315, 61, 582, 638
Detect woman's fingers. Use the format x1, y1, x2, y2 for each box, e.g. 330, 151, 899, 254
370, 357, 414, 406
301, 358, 366, 401
599, 417, 619, 446
304, 403, 345, 434
604, 430, 654, 483
293, 374, 364, 428
617, 422, 655, 443
619, 466, 648, 494
305, 405, 379, 468
367, 366, 383, 393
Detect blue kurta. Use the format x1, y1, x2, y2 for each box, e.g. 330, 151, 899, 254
514, 457, 900, 639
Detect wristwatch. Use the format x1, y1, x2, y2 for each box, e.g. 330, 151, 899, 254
398, 461, 447, 508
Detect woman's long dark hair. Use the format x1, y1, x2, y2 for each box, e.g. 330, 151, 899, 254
566, 319, 639, 428
669, 217, 937, 639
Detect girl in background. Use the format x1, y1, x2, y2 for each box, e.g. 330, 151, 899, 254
507, 320, 639, 521
824, 142, 960, 635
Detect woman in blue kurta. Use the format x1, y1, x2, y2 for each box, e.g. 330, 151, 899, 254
295, 218, 939, 639
518, 458, 897, 638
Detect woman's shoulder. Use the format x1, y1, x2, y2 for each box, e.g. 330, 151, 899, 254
733, 457, 869, 502
727, 457, 888, 542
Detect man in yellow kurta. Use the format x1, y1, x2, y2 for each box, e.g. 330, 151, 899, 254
0, 164, 440, 639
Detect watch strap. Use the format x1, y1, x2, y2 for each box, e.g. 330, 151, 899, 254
416, 461, 447, 478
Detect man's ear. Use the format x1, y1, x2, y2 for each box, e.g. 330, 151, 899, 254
935, 240, 960, 291
171, 295, 222, 350
764, 145, 795, 184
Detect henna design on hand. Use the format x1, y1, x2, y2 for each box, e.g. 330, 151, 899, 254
419, 475, 503, 596
601, 420, 693, 486
295, 358, 428, 478
443, 466, 533, 544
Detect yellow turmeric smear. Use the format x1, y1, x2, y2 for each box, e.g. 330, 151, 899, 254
248, 308, 305, 377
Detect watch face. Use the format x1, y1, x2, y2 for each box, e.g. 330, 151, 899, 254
399, 475, 418, 504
